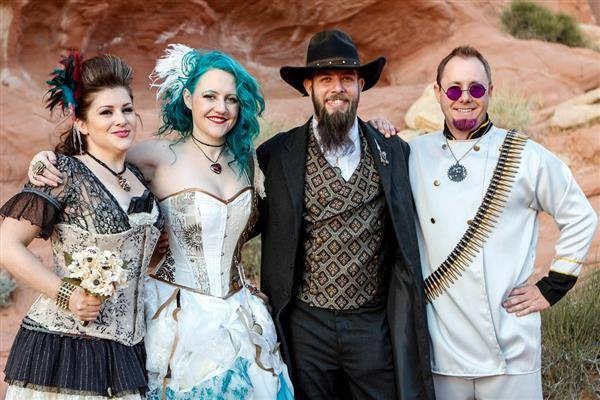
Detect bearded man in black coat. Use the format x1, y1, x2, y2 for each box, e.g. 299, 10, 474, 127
256, 29, 435, 400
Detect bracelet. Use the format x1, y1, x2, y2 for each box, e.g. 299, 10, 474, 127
55, 280, 77, 310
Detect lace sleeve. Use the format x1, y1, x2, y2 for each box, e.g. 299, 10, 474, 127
0, 155, 74, 239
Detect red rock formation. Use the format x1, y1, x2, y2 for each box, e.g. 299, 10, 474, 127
1, 1, 598, 396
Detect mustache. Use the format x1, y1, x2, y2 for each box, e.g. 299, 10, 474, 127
325, 94, 350, 102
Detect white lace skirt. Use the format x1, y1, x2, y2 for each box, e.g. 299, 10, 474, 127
5, 386, 141, 400
143, 277, 293, 399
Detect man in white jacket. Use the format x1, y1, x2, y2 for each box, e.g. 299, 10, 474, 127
406, 45, 597, 399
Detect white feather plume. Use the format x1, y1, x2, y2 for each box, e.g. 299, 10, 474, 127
149, 43, 196, 101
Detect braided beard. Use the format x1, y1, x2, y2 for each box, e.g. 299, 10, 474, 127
312, 93, 358, 155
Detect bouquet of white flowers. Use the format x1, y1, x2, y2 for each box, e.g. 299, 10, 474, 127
63, 246, 128, 301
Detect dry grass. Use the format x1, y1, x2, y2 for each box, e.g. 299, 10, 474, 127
241, 236, 261, 285
257, 119, 287, 145
488, 87, 537, 132
541, 268, 600, 399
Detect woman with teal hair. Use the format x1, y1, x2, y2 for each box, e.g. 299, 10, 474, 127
28, 45, 294, 399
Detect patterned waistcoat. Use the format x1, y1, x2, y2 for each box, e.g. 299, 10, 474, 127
296, 128, 389, 310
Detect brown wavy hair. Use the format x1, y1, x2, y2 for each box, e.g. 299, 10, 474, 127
48, 54, 134, 155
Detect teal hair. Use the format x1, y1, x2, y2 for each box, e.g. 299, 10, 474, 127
157, 49, 265, 172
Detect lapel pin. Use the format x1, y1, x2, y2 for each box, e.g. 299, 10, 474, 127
375, 140, 389, 166
380, 150, 389, 166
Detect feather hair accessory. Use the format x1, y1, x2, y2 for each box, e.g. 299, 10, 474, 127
45, 50, 83, 118
149, 44, 197, 103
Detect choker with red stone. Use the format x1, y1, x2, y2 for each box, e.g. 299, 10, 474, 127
191, 136, 226, 174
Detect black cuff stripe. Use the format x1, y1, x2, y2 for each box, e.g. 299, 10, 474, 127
536, 271, 578, 306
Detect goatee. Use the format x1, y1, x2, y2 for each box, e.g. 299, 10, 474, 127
313, 93, 358, 155
452, 118, 478, 132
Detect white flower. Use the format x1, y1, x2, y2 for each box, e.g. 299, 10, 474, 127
65, 246, 128, 298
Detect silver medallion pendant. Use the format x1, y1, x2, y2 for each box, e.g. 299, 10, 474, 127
117, 175, 131, 192
447, 163, 467, 182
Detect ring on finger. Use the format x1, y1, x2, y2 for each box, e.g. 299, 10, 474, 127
32, 160, 46, 176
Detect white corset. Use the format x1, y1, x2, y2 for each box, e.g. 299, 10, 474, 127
154, 188, 252, 298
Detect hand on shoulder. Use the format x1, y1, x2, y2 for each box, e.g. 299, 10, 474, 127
28, 151, 64, 187
368, 117, 399, 138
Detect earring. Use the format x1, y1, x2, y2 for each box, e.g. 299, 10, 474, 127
72, 126, 83, 154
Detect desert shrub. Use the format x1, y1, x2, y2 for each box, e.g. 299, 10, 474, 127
488, 87, 535, 131
541, 269, 600, 399
0, 269, 17, 307
257, 119, 287, 145
241, 236, 261, 285
501, 1, 585, 48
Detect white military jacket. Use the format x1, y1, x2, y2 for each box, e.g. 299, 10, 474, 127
409, 126, 597, 376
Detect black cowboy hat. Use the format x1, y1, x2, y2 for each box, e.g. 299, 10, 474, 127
280, 29, 386, 96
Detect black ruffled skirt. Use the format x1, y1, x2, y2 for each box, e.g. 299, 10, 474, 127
4, 319, 147, 397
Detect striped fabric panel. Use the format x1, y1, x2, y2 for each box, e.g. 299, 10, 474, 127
4, 326, 147, 396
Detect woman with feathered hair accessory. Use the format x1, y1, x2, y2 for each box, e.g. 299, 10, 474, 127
26, 44, 294, 399
1, 51, 164, 399
45, 50, 82, 114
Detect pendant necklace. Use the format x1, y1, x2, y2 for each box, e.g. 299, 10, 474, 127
191, 135, 226, 174
85, 152, 131, 191
444, 135, 485, 182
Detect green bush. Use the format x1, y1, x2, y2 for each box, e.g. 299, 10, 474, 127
541, 269, 600, 399
0, 269, 17, 307
501, 1, 585, 48
488, 87, 535, 131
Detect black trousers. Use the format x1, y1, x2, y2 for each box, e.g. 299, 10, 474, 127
287, 300, 396, 400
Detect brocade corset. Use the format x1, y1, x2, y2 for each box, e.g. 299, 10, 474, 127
152, 188, 254, 298
27, 212, 161, 346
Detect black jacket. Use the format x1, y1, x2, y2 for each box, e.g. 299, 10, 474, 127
256, 118, 435, 400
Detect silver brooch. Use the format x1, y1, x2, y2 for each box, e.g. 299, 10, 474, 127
380, 150, 389, 166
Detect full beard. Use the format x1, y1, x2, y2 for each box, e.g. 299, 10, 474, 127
313, 93, 358, 155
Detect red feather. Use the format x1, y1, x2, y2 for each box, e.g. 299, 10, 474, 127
70, 50, 83, 105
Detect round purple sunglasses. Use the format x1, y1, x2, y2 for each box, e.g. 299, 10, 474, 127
443, 83, 487, 101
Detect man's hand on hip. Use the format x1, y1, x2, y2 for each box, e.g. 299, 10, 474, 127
502, 283, 550, 316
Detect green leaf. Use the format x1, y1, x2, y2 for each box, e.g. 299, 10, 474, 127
63, 252, 73, 266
